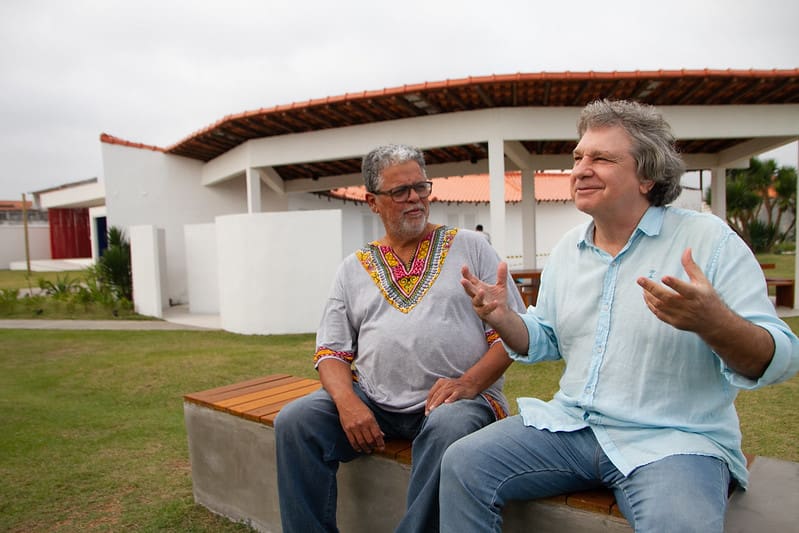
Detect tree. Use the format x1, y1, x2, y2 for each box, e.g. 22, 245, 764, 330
721, 157, 797, 253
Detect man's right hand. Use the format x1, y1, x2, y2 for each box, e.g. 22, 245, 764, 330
461, 261, 531, 355
318, 359, 386, 454
336, 395, 385, 453
461, 262, 511, 325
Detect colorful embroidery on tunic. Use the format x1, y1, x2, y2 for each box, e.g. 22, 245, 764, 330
481, 392, 508, 420
485, 329, 501, 346
313, 346, 355, 366
356, 226, 457, 313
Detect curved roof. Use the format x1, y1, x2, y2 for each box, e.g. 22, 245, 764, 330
103, 69, 799, 182
164, 69, 799, 175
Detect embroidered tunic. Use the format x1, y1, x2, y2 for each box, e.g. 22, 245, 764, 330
314, 225, 525, 415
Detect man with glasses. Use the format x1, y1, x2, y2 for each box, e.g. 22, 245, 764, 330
275, 144, 525, 532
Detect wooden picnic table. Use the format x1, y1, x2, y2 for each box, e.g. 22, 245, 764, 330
511, 269, 542, 307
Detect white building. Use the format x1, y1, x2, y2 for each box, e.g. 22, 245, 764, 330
33, 69, 799, 333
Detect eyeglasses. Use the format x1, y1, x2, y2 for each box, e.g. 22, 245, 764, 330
372, 181, 433, 202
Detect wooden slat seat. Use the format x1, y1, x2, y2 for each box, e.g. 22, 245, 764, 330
185, 374, 627, 522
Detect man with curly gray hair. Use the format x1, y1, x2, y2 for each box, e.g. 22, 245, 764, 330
442, 100, 799, 532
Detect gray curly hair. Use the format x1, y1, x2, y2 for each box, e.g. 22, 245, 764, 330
577, 99, 685, 206
361, 144, 427, 193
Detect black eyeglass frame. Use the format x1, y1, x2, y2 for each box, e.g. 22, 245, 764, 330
371, 181, 433, 202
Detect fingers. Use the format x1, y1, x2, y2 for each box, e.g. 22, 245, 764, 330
496, 261, 508, 289
340, 403, 385, 454
661, 248, 710, 297
426, 379, 455, 415
346, 422, 385, 454
425, 378, 477, 415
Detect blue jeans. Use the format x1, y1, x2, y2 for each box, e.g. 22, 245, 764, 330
274, 383, 496, 533
440, 416, 732, 533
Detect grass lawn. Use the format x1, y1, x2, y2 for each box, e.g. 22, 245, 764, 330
1, 327, 797, 532
0, 258, 797, 531
0, 270, 86, 291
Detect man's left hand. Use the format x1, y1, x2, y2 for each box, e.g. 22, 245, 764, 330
637, 247, 727, 332
425, 376, 479, 416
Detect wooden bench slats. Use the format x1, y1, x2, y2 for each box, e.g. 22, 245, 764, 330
255, 397, 313, 425
381, 439, 414, 465
244, 385, 325, 418
184, 374, 296, 405
567, 488, 616, 514
231, 382, 323, 421
216, 378, 320, 409
190, 375, 305, 405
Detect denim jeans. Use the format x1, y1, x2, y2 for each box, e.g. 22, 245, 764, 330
439, 416, 731, 533
274, 383, 496, 533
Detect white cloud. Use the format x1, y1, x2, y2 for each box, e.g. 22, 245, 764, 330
0, 0, 797, 198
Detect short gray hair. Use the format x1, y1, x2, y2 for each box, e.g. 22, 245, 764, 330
577, 99, 685, 206
361, 144, 427, 193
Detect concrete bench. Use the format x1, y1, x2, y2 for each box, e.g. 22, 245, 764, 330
184, 374, 798, 532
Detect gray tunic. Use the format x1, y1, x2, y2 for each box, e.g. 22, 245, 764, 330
314, 225, 525, 415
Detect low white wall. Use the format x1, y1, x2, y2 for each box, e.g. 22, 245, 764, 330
103, 144, 246, 306
184, 224, 219, 314
0, 225, 51, 269
216, 210, 342, 335
130, 225, 168, 318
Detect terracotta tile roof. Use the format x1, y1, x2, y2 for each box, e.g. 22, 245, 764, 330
163, 68, 799, 164
99, 69, 799, 185
0, 200, 33, 210
99, 133, 164, 152
327, 172, 571, 204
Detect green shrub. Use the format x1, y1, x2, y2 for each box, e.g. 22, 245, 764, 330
95, 226, 132, 301
37, 273, 81, 300
0, 288, 19, 313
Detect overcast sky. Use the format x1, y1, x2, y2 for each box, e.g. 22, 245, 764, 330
1, 0, 797, 200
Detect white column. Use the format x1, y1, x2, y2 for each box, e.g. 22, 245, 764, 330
246, 167, 262, 214
488, 137, 507, 259
794, 143, 799, 308
520, 168, 537, 268
710, 167, 726, 220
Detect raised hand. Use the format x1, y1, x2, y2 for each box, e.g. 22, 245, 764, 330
461, 262, 510, 323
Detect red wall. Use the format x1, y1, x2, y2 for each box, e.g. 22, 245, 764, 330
49, 208, 91, 259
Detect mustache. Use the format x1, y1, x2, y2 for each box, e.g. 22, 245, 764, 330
402, 202, 426, 214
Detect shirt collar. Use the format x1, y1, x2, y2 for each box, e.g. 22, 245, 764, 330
578, 205, 666, 249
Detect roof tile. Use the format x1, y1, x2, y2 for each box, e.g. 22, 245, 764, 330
328, 172, 571, 204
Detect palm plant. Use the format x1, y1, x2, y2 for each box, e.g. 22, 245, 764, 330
96, 226, 133, 301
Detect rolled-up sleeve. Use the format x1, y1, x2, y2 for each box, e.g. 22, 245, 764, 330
504, 310, 562, 364
723, 319, 799, 389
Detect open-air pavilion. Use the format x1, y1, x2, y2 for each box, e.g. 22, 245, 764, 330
53, 68, 799, 333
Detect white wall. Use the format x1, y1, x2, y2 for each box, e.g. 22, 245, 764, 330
102, 144, 246, 305
216, 210, 342, 335
130, 225, 168, 318
288, 194, 376, 254
0, 225, 51, 269
184, 224, 219, 314
289, 193, 591, 268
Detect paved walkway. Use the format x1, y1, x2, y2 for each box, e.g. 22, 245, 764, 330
0, 319, 212, 331
0, 305, 221, 331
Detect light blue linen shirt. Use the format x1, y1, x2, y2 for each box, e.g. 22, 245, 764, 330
510, 206, 799, 488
